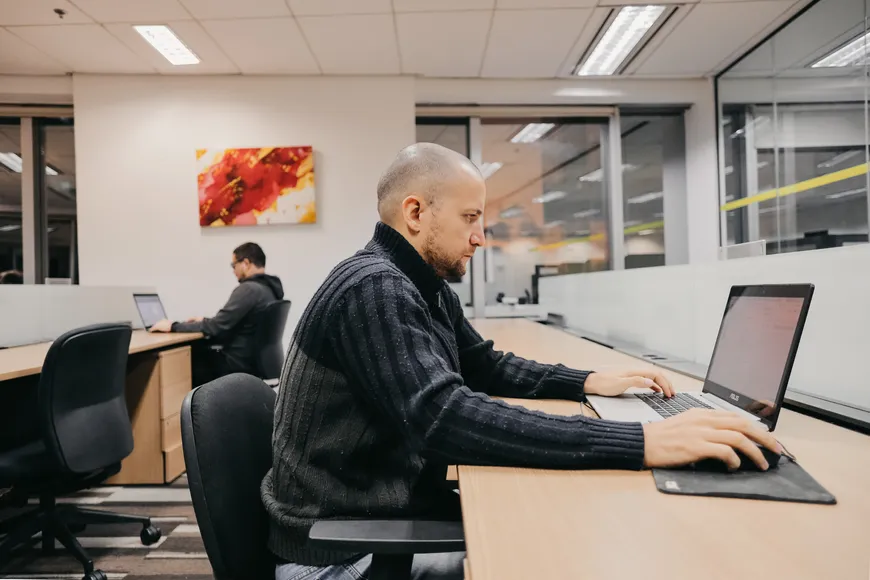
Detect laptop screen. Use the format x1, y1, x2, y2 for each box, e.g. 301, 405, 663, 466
703, 285, 812, 428
134, 294, 167, 329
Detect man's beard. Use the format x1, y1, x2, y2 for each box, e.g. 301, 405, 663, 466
422, 229, 466, 280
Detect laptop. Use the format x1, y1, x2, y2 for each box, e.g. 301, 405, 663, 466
133, 293, 168, 330
587, 284, 814, 431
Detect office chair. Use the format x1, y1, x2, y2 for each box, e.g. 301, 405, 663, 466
252, 299, 291, 383
180, 373, 464, 580
0, 323, 161, 580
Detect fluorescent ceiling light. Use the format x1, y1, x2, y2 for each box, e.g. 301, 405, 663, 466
627, 191, 663, 205
624, 220, 642, 227
637, 229, 656, 236
499, 206, 523, 219
510, 123, 555, 144
572, 209, 600, 219
533, 191, 566, 204
134, 25, 200, 66
826, 187, 866, 200
570, 229, 591, 237
578, 164, 638, 183
0, 224, 21, 232
478, 161, 503, 179
575, 5, 667, 76
812, 32, 870, 68
730, 116, 769, 138
544, 220, 565, 228
818, 150, 862, 169
0, 152, 22, 172
554, 88, 624, 98
653, 212, 664, 218
758, 206, 778, 215
0, 152, 59, 175
725, 165, 733, 176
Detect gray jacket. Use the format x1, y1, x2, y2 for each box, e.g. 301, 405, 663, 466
173, 274, 284, 373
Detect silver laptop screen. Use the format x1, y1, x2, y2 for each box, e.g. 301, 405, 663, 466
705, 295, 805, 418
134, 294, 167, 328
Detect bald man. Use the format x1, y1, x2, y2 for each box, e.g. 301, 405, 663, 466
263, 143, 779, 580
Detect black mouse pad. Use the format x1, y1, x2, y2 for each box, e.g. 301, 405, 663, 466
652, 456, 836, 505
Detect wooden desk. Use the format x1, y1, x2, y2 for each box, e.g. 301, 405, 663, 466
459, 319, 870, 580
0, 330, 203, 382
0, 330, 202, 484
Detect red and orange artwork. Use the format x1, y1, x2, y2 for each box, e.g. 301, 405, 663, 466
196, 146, 315, 227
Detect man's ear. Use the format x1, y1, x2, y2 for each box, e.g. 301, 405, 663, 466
400, 195, 424, 233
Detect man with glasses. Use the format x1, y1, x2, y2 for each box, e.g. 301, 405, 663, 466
150, 242, 283, 385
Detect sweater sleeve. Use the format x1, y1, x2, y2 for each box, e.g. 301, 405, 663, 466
329, 272, 646, 470
171, 284, 257, 337
453, 305, 591, 402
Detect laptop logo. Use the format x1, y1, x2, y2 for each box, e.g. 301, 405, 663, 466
730, 394, 740, 402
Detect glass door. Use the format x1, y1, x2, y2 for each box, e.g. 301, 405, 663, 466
478, 118, 612, 318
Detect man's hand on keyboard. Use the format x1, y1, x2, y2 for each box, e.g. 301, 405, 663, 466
641, 409, 782, 470
585, 369, 674, 398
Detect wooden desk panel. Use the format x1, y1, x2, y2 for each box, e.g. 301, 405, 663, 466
459, 319, 870, 580
0, 330, 202, 382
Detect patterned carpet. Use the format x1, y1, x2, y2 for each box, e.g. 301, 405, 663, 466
0, 475, 215, 580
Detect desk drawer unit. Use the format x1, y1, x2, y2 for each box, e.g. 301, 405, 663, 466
107, 345, 193, 484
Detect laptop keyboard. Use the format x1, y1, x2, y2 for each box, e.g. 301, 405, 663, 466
636, 392, 714, 418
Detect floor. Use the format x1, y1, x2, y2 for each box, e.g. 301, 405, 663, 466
0, 475, 215, 580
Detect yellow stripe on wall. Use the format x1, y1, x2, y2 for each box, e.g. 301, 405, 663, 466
720, 162, 868, 212
531, 220, 664, 252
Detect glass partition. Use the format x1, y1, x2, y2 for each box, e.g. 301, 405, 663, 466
718, 0, 870, 254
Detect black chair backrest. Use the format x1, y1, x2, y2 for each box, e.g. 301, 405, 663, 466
39, 323, 134, 474
253, 300, 291, 380
181, 373, 276, 580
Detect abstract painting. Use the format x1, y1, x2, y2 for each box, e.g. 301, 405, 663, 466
196, 146, 315, 227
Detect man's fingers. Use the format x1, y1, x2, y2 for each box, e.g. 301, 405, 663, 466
624, 370, 674, 398
707, 414, 781, 453
709, 429, 769, 470
703, 442, 741, 470
625, 376, 661, 393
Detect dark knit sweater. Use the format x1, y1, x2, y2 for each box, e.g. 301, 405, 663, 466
261, 222, 646, 565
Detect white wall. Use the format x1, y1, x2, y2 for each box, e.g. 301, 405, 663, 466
73, 75, 415, 341
539, 244, 870, 410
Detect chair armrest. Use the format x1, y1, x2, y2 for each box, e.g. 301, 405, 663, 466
309, 520, 464, 555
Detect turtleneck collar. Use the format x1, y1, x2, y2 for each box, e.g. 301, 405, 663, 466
367, 222, 445, 301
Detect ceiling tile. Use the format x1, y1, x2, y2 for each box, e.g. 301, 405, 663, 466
496, 0, 596, 7
180, 0, 290, 19
288, 0, 391, 16
635, 1, 794, 76
70, 0, 193, 23
104, 21, 239, 74
394, 0, 494, 12
0, 0, 93, 25
8, 24, 156, 73
483, 9, 590, 78
0, 27, 69, 74
396, 11, 492, 76
200, 18, 319, 74
298, 15, 399, 74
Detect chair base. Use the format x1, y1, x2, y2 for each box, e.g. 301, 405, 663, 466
0, 495, 161, 579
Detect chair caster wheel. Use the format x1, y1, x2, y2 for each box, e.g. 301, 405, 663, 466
83, 570, 107, 580
140, 524, 162, 545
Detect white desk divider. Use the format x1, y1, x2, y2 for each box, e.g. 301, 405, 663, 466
0, 285, 157, 348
